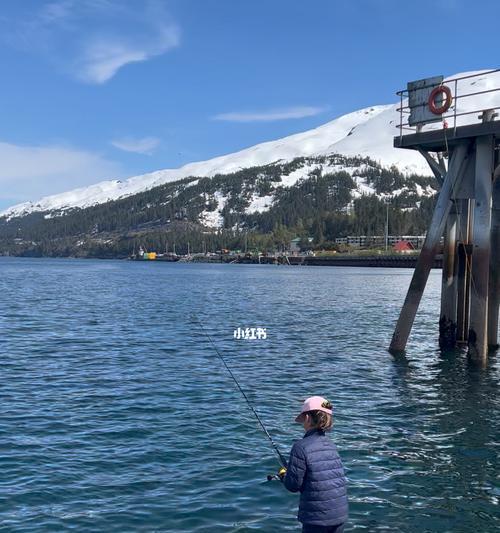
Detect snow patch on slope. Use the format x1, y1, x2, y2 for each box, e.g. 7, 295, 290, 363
199, 192, 227, 228
247, 194, 274, 214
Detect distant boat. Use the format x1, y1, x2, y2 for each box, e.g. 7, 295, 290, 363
130, 250, 179, 262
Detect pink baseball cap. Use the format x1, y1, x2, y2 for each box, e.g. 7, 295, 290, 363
295, 396, 333, 423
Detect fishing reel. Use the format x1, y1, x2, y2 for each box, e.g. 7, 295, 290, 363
267, 467, 286, 481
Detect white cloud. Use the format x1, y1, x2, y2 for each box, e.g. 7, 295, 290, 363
111, 136, 160, 155
213, 106, 329, 122
0, 140, 121, 205
3, 0, 180, 84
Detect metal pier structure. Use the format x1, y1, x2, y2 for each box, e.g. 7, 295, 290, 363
389, 70, 500, 364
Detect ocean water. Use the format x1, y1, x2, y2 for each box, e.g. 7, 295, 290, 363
0, 258, 498, 532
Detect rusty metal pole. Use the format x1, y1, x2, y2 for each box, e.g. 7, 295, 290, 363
439, 202, 458, 349
487, 169, 500, 350
468, 135, 495, 361
456, 199, 472, 342
390, 143, 469, 352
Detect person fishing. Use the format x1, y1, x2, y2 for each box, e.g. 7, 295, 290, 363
195, 318, 347, 530
278, 396, 348, 533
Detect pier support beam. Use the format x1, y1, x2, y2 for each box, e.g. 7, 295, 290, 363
488, 173, 500, 350
468, 136, 495, 362
390, 143, 470, 352
439, 204, 458, 349
418, 149, 445, 185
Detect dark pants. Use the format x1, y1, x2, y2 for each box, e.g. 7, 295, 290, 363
302, 524, 345, 533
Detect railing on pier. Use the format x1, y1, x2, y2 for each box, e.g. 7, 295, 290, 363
396, 69, 500, 139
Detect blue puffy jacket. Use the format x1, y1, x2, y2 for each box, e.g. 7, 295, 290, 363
283, 428, 348, 526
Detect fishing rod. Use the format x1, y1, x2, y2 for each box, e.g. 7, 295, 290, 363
193, 315, 288, 473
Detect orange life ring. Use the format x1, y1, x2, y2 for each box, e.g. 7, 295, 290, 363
428, 85, 452, 115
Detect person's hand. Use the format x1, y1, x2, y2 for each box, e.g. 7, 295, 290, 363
278, 467, 287, 480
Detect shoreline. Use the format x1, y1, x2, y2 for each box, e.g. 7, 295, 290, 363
137, 253, 443, 268
0, 253, 443, 268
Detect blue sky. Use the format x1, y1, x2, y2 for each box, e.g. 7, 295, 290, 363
0, 0, 498, 209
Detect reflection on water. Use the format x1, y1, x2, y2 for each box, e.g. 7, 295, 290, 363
0, 258, 498, 532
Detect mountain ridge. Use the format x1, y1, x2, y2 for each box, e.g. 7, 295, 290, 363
0, 104, 423, 219
3, 69, 499, 220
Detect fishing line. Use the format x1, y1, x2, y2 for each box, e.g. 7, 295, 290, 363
192, 315, 288, 469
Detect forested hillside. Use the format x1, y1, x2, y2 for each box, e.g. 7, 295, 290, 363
0, 154, 437, 258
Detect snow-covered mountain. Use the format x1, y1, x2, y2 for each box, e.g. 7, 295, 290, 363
2, 69, 499, 220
